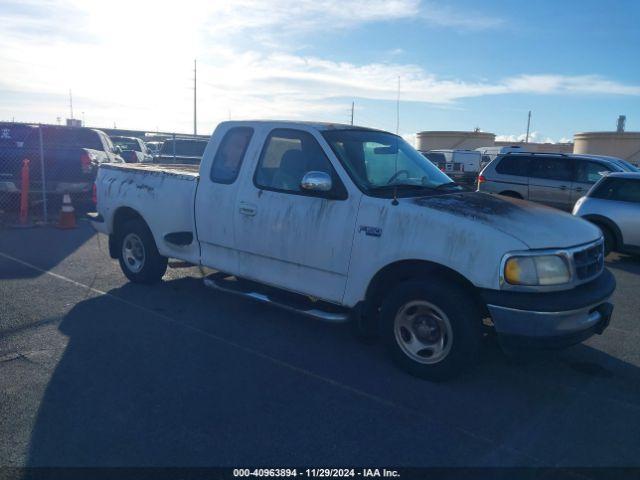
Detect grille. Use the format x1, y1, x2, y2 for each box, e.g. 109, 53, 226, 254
573, 241, 604, 281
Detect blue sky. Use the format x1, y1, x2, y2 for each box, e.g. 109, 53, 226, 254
0, 0, 638, 143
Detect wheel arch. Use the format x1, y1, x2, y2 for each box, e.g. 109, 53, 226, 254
108, 206, 150, 259
498, 190, 523, 199
581, 214, 623, 249
363, 259, 488, 322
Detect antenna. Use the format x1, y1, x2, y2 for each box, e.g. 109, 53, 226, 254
193, 59, 197, 135
396, 76, 400, 134
69, 89, 74, 119
392, 76, 401, 206
525, 110, 531, 143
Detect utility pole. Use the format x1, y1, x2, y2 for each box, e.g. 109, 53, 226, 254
350, 101, 354, 126
193, 59, 197, 136
69, 89, 74, 119
525, 110, 531, 143
396, 76, 400, 135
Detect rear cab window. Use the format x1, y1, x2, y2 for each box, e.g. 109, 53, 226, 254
41, 128, 104, 151
161, 140, 208, 156
210, 127, 254, 184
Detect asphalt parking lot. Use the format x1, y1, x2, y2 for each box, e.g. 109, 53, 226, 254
1, 221, 640, 468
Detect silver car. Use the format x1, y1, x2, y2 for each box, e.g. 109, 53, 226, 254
573, 172, 640, 255
478, 153, 638, 211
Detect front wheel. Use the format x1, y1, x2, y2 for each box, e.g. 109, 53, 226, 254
118, 219, 167, 284
599, 225, 615, 256
381, 280, 482, 381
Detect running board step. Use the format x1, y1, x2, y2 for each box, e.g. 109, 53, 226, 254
203, 273, 350, 323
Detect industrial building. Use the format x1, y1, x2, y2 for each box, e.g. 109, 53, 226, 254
574, 131, 640, 163
416, 130, 574, 154
417, 116, 639, 163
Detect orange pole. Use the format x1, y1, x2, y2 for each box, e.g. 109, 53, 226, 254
19, 158, 30, 225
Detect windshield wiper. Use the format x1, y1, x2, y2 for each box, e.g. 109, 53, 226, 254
434, 181, 464, 190
368, 183, 435, 192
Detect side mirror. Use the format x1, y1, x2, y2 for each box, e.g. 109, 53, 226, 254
301, 171, 332, 192
113, 146, 122, 154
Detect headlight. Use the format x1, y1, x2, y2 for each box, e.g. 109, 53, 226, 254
504, 255, 570, 286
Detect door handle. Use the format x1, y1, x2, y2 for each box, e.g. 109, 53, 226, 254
239, 202, 257, 216
575, 187, 584, 192
559, 185, 568, 190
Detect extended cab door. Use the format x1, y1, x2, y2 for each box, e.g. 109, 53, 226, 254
195, 125, 257, 274
528, 156, 574, 210
233, 128, 361, 303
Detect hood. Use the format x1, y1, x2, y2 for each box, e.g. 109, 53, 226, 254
412, 192, 601, 250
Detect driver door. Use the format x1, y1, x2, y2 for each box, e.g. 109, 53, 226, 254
234, 128, 361, 303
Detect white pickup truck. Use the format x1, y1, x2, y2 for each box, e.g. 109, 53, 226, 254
91, 121, 615, 380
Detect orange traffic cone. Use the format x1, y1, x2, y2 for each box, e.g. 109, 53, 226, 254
58, 193, 76, 229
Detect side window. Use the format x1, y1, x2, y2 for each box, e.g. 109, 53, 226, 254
254, 129, 339, 194
575, 161, 610, 183
529, 157, 573, 181
495, 155, 529, 176
612, 179, 640, 203
210, 127, 253, 184
593, 178, 640, 203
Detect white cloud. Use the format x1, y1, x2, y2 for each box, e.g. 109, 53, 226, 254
495, 131, 574, 144
401, 133, 417, 147
0, 0, 639, 133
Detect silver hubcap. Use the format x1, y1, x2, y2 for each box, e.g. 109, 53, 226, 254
393, 300, 453, 364
122, 233, 145, 273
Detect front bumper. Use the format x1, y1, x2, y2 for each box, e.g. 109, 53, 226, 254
481, 269, 615, 348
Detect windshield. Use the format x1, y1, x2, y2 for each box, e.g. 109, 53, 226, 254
322, 129, 455, 195
613, 159, 639, 172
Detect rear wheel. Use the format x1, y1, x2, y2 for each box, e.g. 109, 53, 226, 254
118, 219, 167, 283
381, 280, 482, 381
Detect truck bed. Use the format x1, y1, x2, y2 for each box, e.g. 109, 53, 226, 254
97, 161, 200, 264
101, 162, 200, 179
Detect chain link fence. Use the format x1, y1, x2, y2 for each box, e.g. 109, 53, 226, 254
0, 123, 95, 228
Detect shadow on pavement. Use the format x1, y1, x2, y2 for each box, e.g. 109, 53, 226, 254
605, 252, 640, 275
0, 222, 95, 280
25, 278, 640, 467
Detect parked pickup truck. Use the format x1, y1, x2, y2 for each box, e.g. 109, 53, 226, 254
0, 123, 123, 204
92, 121, 616, 380
154, 138, 209, 165
110, 136, 153, 164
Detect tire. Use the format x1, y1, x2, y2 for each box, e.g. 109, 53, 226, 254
599, 224, 615, 256
117, 218, 167, 284
381, 280, 482, 381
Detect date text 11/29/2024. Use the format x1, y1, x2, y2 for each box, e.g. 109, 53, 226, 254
233, 468, 400, 477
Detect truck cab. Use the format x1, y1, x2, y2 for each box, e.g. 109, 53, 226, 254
92, 121, 615, 381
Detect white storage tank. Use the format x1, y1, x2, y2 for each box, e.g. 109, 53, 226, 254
574, 131, 640, 164
416, 131, 495, 151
